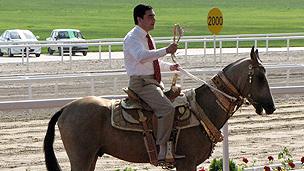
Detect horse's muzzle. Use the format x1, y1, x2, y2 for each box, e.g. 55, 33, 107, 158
265, 106, 276, 114
263, 103, 276, 115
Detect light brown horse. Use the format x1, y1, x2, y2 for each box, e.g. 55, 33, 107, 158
44, 47, 275, 171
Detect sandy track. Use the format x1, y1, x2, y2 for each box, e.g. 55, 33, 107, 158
0, 51, 304, 170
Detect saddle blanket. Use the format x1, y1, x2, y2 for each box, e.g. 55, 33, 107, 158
111, 90, 200, 132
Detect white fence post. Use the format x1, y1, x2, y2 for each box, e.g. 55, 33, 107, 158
61, 46, 64, 62
109, 45, 112, 68
266, 36, 269, 54
236, 37, 239, 56
219, 40, 222, 62
287, 39, 290, 60
99, 41, 102, 61
203, 39, 207, 57
69, 46, 72, 70
213, 35, 216, 63
26, 46, 29, 71
21, 48, 25, 64
185, 41, 188, 57
223, 122, 229, 171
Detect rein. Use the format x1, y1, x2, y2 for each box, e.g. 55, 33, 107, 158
178, 67, 237, 102
180, 67, 245, 144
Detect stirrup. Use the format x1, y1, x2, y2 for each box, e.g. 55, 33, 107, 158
166, 141, 185, 160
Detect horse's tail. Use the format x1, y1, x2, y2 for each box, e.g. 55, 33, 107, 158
43, 109, 63, 171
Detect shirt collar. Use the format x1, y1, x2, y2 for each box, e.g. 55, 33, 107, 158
135, 25, 149, 39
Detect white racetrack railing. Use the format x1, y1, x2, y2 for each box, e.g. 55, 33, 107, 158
0, 85, 303, 171
0, 64, 303, 100
0, 86, 303, 110
1, 32, 304, 69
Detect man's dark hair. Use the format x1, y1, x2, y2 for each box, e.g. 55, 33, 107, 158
133, 4, 153, 25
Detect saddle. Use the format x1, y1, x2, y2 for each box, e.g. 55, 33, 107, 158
114, 86, 199, 131
111, 86, 200, 166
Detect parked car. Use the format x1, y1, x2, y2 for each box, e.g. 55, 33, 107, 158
46, 29, 88, 56
0, 29, 41, 57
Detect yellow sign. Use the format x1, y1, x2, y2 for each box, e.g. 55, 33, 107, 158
207, 7, 223, 35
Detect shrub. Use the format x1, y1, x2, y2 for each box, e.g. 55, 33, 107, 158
209, 158, 239, 171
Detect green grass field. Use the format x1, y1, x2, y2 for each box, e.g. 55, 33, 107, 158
1, 0, 304, 48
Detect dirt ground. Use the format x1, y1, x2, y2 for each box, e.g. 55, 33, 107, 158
0, 51, 304, 171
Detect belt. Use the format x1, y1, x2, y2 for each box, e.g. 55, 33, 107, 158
130, 75, 154, 79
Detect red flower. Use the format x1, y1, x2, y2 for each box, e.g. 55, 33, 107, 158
277, 166, 282, 171
268, 156, 274, 161
301, 156, 304, 164
198, 167, 206, 171
288, 162, 295, 168
264, 166, 271, 171
242, 157, 249, 163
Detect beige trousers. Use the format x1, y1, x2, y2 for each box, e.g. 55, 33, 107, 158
129, 75, 175, 145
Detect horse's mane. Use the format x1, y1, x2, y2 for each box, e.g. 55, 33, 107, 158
222, 58, 250, 72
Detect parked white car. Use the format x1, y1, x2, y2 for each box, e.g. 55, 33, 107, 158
46, 29, 88, 56
0, 29, 41, 57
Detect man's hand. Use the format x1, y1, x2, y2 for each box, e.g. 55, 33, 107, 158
170, 63, 179, 71
166, 43, 178, 54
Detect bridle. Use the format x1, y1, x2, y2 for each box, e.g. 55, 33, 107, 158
243, 62, 264, 106
178, 59, 264, 144
211, 60, 262, 115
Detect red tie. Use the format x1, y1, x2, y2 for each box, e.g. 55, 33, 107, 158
146, 34, 161, 83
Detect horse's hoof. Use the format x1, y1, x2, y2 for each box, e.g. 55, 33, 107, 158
157, 160, 166, 166
158, 159, 175, 169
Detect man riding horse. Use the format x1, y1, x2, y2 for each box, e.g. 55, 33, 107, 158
123, 4, 182, 163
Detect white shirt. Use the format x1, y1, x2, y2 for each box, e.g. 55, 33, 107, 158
123, 26, 172, 76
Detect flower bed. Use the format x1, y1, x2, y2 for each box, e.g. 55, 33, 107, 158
202, 147, 304, 171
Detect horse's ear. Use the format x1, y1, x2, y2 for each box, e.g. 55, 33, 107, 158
250, 46, 259, 64
255, 49, 262, 63
250, 46, 256, 60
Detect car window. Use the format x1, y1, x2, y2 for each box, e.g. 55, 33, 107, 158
58, 31, 70, 39
23, 31, 36, 39
72, 31, 84, 39
9, 32, 21, 39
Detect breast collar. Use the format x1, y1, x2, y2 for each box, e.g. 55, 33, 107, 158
211, 71, 244, 115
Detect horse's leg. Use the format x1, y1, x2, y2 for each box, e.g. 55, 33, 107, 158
175, 160, 197, 171
57, 96, 109, 171
62, 138, 99, 171
88, 155, 98, 171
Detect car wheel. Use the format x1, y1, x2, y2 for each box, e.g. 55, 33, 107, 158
82, 51, 87, 56
35, 53, 40, 57
0, 51, 3, 56
48, 47, 54, 55
8, 49, 13, 57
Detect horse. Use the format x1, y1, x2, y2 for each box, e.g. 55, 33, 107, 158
44, 47, 276, 171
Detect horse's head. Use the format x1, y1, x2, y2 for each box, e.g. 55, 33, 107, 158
223, 46, 276, 115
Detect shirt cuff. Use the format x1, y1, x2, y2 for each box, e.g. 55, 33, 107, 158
160, 60, 173, 71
